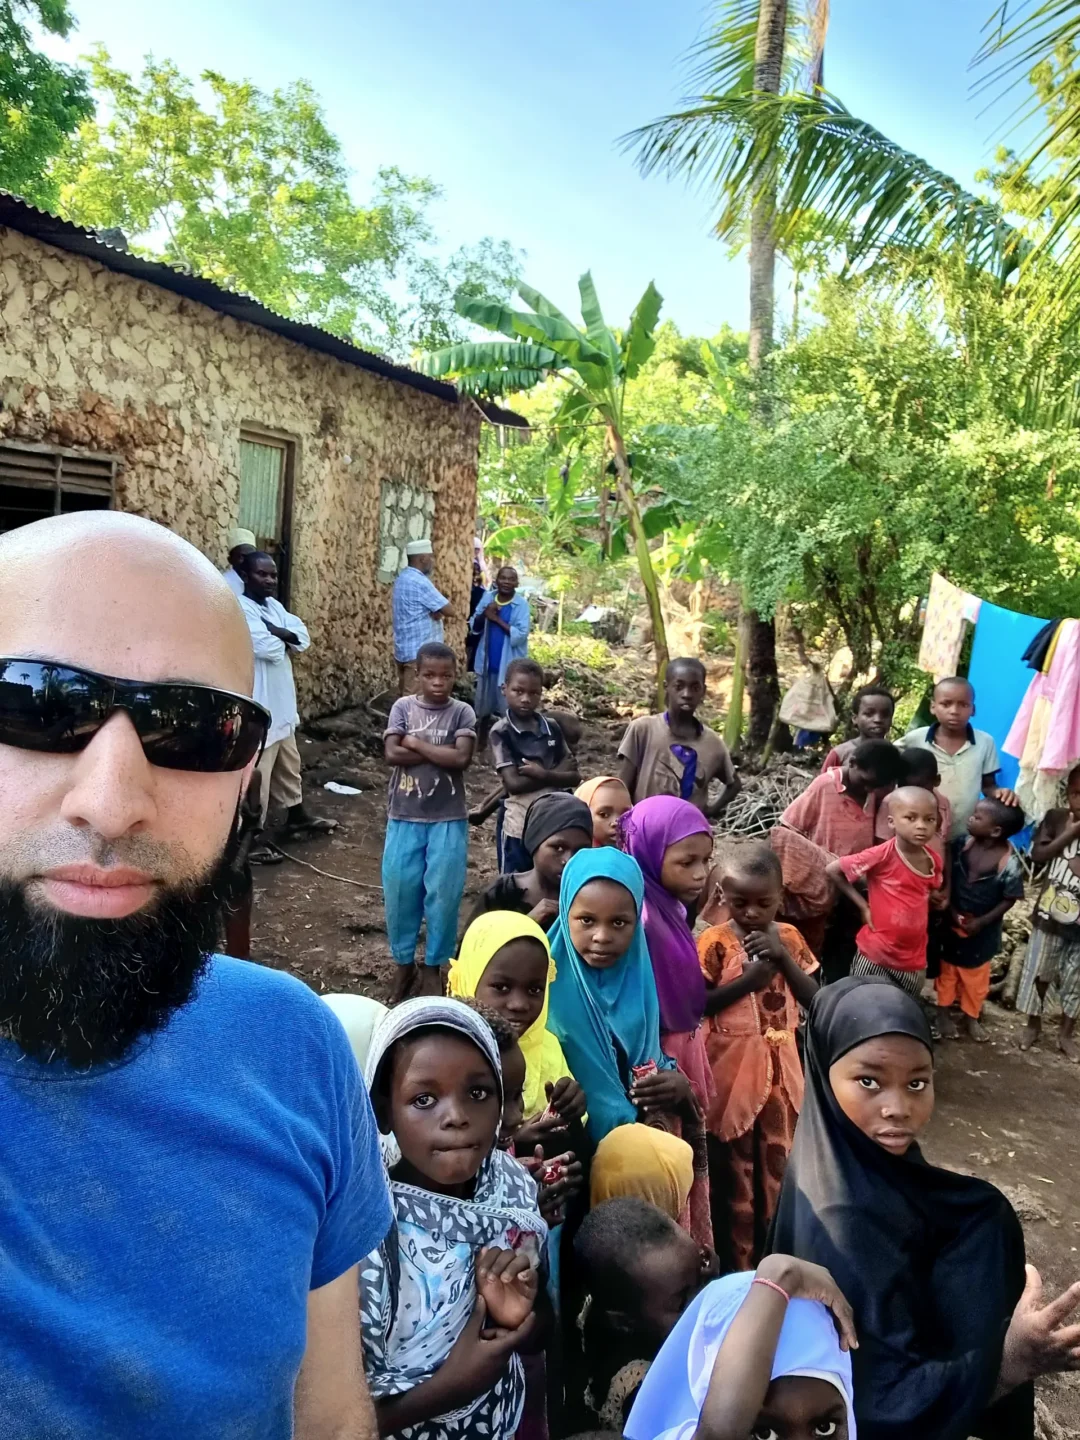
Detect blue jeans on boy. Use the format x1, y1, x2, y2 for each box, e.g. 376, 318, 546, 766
495, 800, 532, 875
382, 819, 469, 968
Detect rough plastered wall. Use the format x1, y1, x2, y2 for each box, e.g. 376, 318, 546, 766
0, 226, 479, 714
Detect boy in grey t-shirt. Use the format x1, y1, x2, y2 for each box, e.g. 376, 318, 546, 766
382, 642, 476, 1000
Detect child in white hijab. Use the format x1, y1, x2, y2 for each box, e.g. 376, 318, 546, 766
625, 1258, 857, 1440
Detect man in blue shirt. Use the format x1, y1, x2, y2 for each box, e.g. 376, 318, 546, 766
391, 539, 452, 694
0, 511, 390, 1439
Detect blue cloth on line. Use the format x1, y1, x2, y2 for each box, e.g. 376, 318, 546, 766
0, 956, 390, 1439
968, 600, 1048, 795
382, 817, 469, 967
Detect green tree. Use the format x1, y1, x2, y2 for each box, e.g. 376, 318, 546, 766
42, 49, 518, 356
0, 0, 92, 200
419, 273, 674, 703
674, 269, 1080, 692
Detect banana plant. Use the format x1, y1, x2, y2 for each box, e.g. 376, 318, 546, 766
418, 273, 672, 703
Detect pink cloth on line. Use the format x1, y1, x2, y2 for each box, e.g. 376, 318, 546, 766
1004, 619, 1080, 771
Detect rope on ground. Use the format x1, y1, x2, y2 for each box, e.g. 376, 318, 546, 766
271, 846, 384, 890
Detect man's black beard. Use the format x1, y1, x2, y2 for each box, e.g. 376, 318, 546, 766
0, 840, 237, 1068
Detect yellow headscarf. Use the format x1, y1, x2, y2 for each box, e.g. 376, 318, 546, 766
449, 911, 571, 1118
589, 1124, 694, 1221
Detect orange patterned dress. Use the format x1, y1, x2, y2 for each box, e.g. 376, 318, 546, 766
697, 922, 818, 1269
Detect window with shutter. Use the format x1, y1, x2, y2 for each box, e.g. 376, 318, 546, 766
237, 428, 295, 603
0, 441, 115, 533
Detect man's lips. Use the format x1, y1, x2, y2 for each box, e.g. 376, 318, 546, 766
36, 864, 158, 919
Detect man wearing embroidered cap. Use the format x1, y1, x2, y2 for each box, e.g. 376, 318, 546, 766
223, 526, 257, 596
391, 539, 453, 694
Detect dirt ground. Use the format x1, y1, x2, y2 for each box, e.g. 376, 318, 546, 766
252, 705, 1080, 1436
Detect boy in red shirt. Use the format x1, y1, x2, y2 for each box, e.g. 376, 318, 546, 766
781, 739, 904, 857
826, 786, 943, 998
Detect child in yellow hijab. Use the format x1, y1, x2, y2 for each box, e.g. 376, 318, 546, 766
450, 912, 586, 1148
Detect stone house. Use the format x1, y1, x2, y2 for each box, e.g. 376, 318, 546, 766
0, 192, 523, 714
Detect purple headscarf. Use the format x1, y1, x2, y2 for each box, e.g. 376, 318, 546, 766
620, 796, 712, 1034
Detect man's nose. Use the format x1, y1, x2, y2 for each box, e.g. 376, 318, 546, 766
58, 712, 157, 839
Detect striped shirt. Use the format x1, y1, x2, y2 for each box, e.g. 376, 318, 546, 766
391, 566, 449, 663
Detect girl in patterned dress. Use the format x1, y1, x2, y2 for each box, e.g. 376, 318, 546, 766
360, 999, 547, 1440
696, 846, 819, 1270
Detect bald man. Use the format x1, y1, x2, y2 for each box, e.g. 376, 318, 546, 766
0, 513, 388, 1439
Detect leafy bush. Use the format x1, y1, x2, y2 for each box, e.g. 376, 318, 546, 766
700, 611, 732, 653
531, 634, 618, 672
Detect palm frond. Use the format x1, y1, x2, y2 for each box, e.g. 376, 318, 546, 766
449, 367, 560, 398
626, 91, 1022, 281
416, 340, 559, 379
623, 280, 664, 379
975, 2, 1080, 315
685, 0, 808, 99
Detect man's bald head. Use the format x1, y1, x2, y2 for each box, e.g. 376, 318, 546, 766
0, 512, 254, 694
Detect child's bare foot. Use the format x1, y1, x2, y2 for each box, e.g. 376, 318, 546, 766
937, 1008, 958, 1040
390, 964, 417, 1005
964, 1016, 990, 1043
1019, 1019, 1041, 1052
416, 965, 444, 998
1058, 1032, 1080, 1064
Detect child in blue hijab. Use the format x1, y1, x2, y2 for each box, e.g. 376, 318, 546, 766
547, 848, 692, 1145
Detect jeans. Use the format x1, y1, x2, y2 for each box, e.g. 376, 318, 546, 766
495, 801, 532, 875
382, 819, 468, 968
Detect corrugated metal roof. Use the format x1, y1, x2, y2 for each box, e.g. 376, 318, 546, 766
0, 190, 528, 427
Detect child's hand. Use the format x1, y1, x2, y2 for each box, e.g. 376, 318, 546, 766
518, 760, 548, 781
527, 898, 560, 929
741, 958, 779, 992
513, 1108, 569, 1153
960, 913, 988, 936
476, 1247, 538, 1331
537, 1151, 583, 1225
468, 808, 489, 827
756, 1254, 858, 1352
744, 925, 788, 966
930, 888, 950, 911
399, 733, 419, 752
857, 900, 874, 931
546, 1076, 586, 1123
630, 1067, 690, 1116
440, 1297, 535, 1408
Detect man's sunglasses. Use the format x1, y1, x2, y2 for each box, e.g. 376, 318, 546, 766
0, 660, 270, 773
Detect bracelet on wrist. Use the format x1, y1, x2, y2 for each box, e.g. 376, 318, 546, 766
753, 1275, 791, 1304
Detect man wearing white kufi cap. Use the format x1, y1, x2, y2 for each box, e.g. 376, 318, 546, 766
391, 538, 453, 695
223, 526, 257, 596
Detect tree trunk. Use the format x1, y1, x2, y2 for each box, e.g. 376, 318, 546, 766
609, 425, 669, 708
725, 607, 750, 750
747, 607, 782, 750
742, 0, 789, 748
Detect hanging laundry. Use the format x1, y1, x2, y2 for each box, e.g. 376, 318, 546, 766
967, 601, 1049, 797
1022, 618, 1063, 672
918, 572, 982, 679
1005, 618, 1080, 821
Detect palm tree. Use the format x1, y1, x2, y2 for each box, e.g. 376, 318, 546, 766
627, 0, 1023, 746
418, 274, 672, 703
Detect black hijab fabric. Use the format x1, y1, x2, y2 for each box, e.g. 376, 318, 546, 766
768, 977, 1032, 1440
522, 792, 593, 858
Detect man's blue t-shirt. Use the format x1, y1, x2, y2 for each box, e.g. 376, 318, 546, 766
0, 956, 391, 1439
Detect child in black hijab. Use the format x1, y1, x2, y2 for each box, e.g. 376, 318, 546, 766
463, 793, 594, 932
768, 977, 1080, 1440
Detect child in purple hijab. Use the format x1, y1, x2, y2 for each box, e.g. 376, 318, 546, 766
621, 795, 716, 1248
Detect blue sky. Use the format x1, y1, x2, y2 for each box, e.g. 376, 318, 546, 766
43, 0, 1025, 336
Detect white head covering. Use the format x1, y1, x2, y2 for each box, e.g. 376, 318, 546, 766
227, 526, 256, 550
405, 538, 434, 557
321, 994, 388, 1072
364, 997, 504, 1168
626, 1272, 856, 1440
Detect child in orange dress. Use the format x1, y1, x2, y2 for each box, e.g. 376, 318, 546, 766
696, 845, 819, 1271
